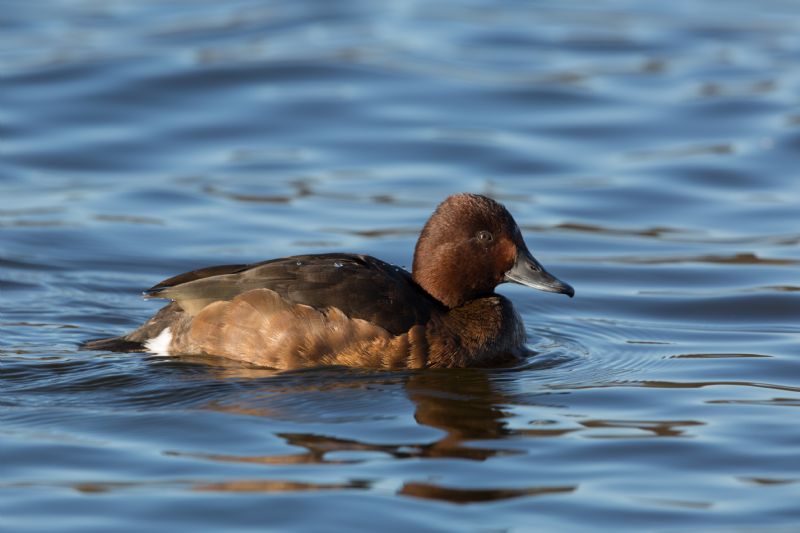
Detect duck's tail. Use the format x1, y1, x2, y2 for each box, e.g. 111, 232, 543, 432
79, 302, 186, 353
79, 336, 146, 352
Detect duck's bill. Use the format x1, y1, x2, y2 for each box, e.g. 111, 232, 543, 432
504, 249, 574, 297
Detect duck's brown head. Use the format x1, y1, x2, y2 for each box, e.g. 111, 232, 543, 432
412, 193, 574, 308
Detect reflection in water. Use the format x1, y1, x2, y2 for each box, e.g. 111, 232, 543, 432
7, 479, 369, 495
72, 482, 137, 494
168, 431, 443, 467
633, 497, 713, 510
707, 398, 800, 407
580, 419, 703, 438
399, 482, 575, 504
174, 367, 720, 501
194, 479, 370, 493
191, 369, 522, 462
531, 223, 800, 247
739, 477, 799, 486
166, 441, 349, 466
337, 227, 420, 238
639, 380, 800, 393
181, 368, 579, 502
579, 252, 797, 266
627, 142, 735, 160
563, 380, 800, 394
671, 353, 771, 359
541, 222, 685, 239
405, 370, 514, 460
203, 186, 293, 204
93, 214, 165, 225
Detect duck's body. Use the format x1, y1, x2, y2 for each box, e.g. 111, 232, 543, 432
82, 194, 573, 369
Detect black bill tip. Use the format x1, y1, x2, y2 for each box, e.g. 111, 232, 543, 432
504, 249, 574, 298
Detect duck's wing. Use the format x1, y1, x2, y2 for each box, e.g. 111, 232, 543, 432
144, 253, 435, 335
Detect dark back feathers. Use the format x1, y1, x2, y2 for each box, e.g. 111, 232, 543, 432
145, 253, 438, 336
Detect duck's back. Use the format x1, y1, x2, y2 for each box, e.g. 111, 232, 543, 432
148, 254, 435, 335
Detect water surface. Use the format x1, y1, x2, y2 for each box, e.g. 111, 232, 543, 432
2, 1, 800, 531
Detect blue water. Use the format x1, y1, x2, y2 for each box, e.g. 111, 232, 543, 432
2, 1, 800, 531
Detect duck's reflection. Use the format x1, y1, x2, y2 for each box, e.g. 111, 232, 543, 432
405, 369, 514, 460
166, 358, 712, 503
170, 362, 577, 503
397, 370, 577, 503
176, 367, 520, 463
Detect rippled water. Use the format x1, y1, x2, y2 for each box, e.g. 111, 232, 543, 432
2, 1, 800, 531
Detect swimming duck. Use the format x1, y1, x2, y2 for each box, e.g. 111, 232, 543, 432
81, 193, 574, 369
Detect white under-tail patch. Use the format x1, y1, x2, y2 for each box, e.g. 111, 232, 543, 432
145, 327, 172, 356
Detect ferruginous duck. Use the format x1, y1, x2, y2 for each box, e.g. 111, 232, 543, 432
81, 193, 574, 369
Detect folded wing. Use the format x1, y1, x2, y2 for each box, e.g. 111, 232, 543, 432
144, 253, 436, 336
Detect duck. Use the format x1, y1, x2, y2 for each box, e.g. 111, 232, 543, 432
81, 193, 574, 369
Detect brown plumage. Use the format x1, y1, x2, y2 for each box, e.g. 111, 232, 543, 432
81, 193, 574, 369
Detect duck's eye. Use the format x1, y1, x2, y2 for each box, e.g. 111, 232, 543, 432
476, 230, 494, 243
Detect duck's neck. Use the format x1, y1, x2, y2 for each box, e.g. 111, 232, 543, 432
412, 252, 493, 308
